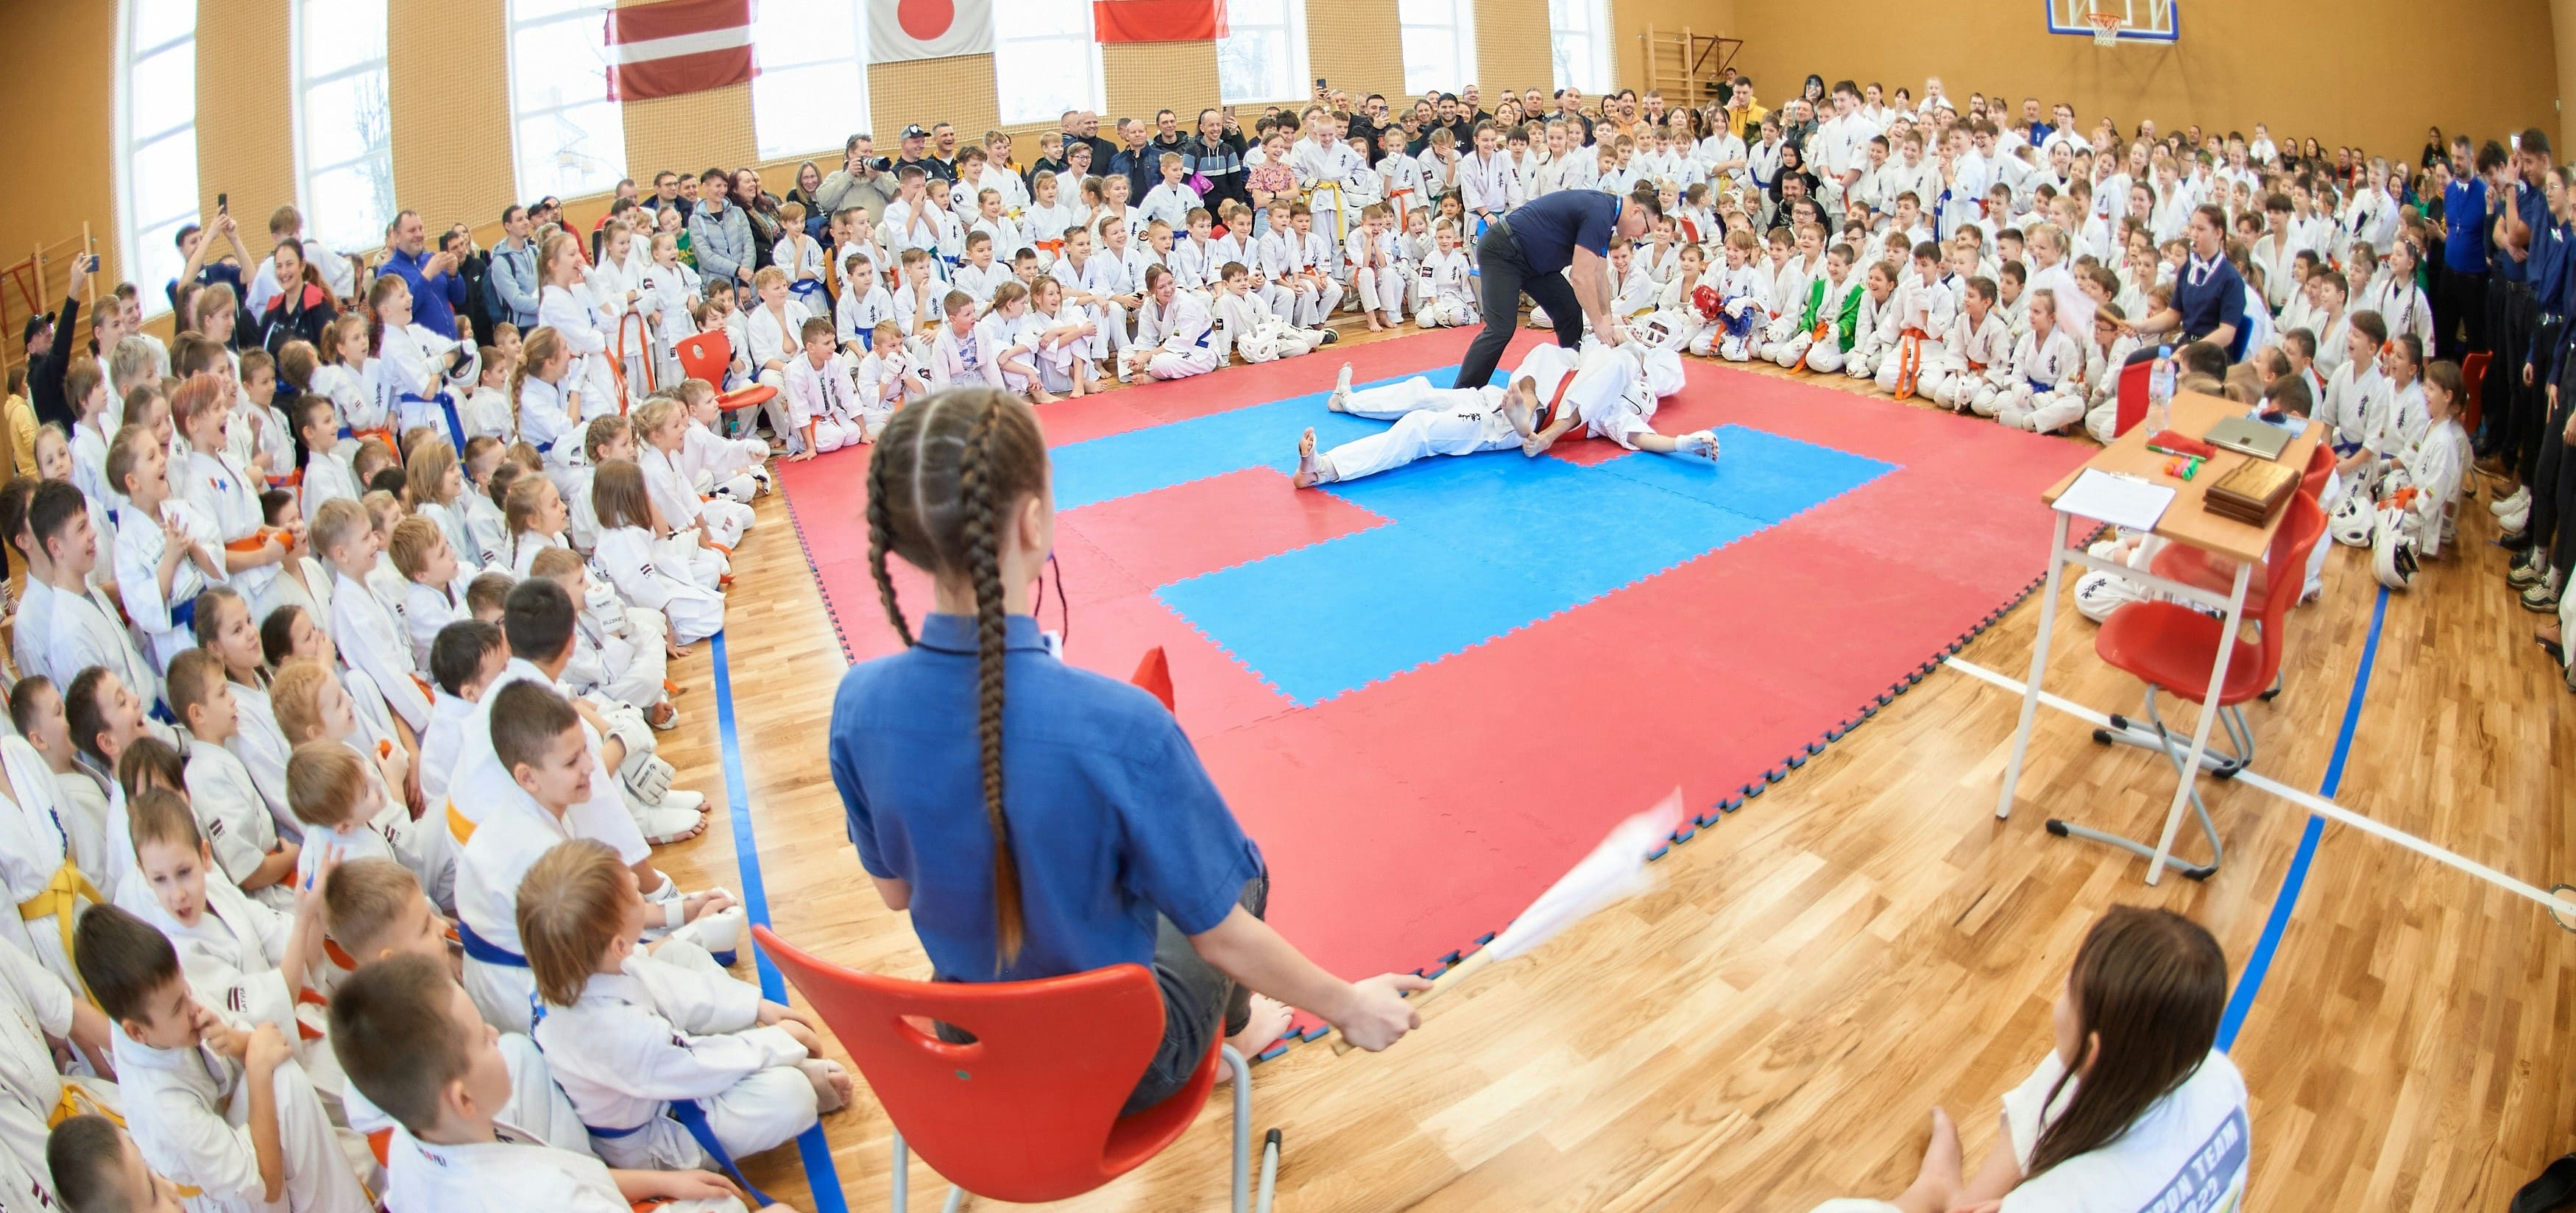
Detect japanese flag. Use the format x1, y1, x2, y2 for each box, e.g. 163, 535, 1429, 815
868, 0, 994, 63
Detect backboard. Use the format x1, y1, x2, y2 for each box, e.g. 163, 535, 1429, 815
2047, 0, 2179, 43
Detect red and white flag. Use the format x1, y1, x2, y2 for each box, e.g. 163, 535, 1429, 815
605, 0, 757, 102
868, 0, 993, 63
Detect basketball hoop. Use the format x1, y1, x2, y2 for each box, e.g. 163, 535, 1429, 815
2088, 10, 2126, 43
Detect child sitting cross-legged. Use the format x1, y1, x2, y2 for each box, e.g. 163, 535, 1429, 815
520, 837, 849, 1173
329, 954, 771, 1212
531, 546, 678, 731
77, 899, 379, 1211
590, 461, 726, 645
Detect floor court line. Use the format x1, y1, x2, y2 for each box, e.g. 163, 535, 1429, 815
1939, 652, 2576, 919
711, 629, 850, 1213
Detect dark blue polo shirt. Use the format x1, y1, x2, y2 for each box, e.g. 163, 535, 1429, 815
830, 613, 1264, 984
2496, 182, 2538, 284
2174, 253, 2248, 361
2444, 177, 2488, 273
1504, 190, 1623, 275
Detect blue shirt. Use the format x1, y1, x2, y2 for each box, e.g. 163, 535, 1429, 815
2530, 219, 2574, 316
1503, 189, 1623, 276
377, 247, 466, 339
2174, 253, 2248, 362
2444, 177, 2488, 273
829, 613, 1264, 984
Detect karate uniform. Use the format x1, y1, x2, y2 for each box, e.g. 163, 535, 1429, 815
1134, 292, 1221, 380
2082, 334, 2147, 444
372, 322, 476, 450
1051, 254, 1133, 361
1875, 274, 1961, 397
1345, 227, 1407, 324
518, 375, 587, 501
1515, 342, 1673, 450
333, 569, 431, 733
681, 422, 770, 503
0, 736, 108, 996
1313, 381, 1520, 484
1992, 326, 2091, 431
403, 580, 465, 671
1212, 291, 1326, 364
532, 950, 817, 1171
781, 351, 866, 453
113, 1026, 377, 1213
1935, 310, 2017, 414
563, 588, 671, 720
385, 1121, 745, 1213
177, 448, 280, 606
593, 527, 725, 645
220, 673, 300, 844
1414, 248, 1478, 328
646, 444, 751, 552
0, 937, 118, 1195
42, 576, 165, 716
183, 740, 296, 911
116, 498, 221, 673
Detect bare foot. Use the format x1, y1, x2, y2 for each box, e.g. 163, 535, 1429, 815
648, 701, 677, 729
1292, 428, 1323, 489
804, 1058, 853, 1114
1032, 387, 1059, 404
1223, 995, 1294, 1062
1896, 1106, 1966, 1212
1365, 318, 1385, 333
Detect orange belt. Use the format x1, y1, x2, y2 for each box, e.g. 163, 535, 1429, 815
1036, 238, 1064, 257
1967, 359, 1989, 372
222, 528, 285, 554
350, 426, 395, 453
1893, 328, 1931, 400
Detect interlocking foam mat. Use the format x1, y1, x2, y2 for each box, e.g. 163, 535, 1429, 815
777, 329, 2093, 1029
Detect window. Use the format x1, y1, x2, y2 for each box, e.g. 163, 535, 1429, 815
296, 0, 394, 255
991, 0, 1104, 127
751, 0, 870, 160
1396, 0, 1474, 98
118, 0, 199, 316
1548, 0, 1610, 96
508, 0, 626, 200
1217, 0, 1309, 106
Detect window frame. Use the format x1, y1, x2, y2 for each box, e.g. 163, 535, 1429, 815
505, 0, 629, 202
1548, 0, 1611, 96
116, 0, 200, 318
1395, 0, 1476, 99
749, 0, 872, 161
292, 0, 395, 256
1215, 0, 1312, 107
991, 0, 1106, 128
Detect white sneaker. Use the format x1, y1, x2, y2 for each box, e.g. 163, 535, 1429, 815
2493, 486, 2530, 515
2502, 498, 2531, 534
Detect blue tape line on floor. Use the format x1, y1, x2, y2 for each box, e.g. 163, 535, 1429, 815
2215, 586, 2389, 1051
712, 629, 849, 1213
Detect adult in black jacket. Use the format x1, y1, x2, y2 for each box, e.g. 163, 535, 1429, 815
26, 253, 91, 431
1188, 108, 1251, 216
253, 238, 339, 358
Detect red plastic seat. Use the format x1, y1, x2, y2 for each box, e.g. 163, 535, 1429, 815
2144, 440, 2334, 612
753, 925, 1273, 1209
2112, 358, 2154, 438
673, 330, 775, 415
2460, 350, 2491, 437
2098, 493, 2325, 707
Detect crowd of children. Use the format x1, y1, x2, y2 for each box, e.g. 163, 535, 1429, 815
0, 63, 2563, 1212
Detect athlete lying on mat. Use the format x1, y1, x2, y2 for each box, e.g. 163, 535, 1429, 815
1292, 353, 1718, 489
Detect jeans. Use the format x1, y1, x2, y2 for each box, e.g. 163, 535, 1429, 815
1455, 219, 1585, 392
1125, 871, 1269, 1114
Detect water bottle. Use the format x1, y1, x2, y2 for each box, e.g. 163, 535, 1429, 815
2145, 345, 2176, 435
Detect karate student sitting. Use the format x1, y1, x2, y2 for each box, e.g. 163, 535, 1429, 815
172, 375, 289, 610
329, 956, 768, 1213
459, 349, 514, 444
673, 381, 772, 502
0, 940, 118, 1207
314, 497, 433, 735
1876, 243, 1961, 398
1766, 238, 1854, 370
976, 281, 1054, 403
949, 231, 1011, 311
1697, 230, 1767, 359
2315, 311, 2394, 486
2080, 303, 2145, 444
76, 905, 377, 1212
390, 516, 467, 669
1933, 272, 2015, 416
517, 327, 590, 503
1991, 289, 2090, 433
1, 678, 117, 1005
780, 316, 866, 459
924, 290, 992, 392
291, 393, 362, 523
168, 649, 300, 911
1048, 227, 1132, 378
1262, 202, 1344, 328
1794, 244, 1871, 374
405, 440, 481, 584
2326, 332, 2433, 503
632, 400, 751, 557
591, 461, 726, 646
40, 457, 181, 706
1804, 908, 2246, 1213
832, 252, 894, 355
1413, 219, 1478, 329
421, 622, 510, 810
108, 423, 227, 673
1123, 266, 1222, 382
498, 473, 578, 579
520, 838, 848, 1173
1344, 204, 1406, 332
1213, 264, 1331, 364
2366, 357, 2470, 566
1022, 278, 1103, 399
272, 660, 447, 908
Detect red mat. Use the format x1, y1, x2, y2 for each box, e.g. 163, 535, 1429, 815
776, 332, 2092, 1023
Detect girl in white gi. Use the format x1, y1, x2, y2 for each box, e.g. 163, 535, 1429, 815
1343, 204, 1406, 331
190, 587, 297, 836
460, 354, 514, 444
461, 439, 514, 567
330, 956, 757, 1213
1050, 227, 1134, 375
81, 901, 381, 1213
587, 220, 658, 403
1212, 264, 1331, 364
168, 651, 299, 911
311, 314, 390, 453
0, 685, 111, 999
742, 266, 809, 453
518, 328, 590, 500
1819, 258, 1897, 377
1992, 290, 2092, 434
833, 251, 897, 353
2361, 358, 2471, 565
367, 277, 478, 451
638, 232, 701, 386
1414, 220, 1479, 329
1025, 170, 1079, 269
313, 495, 434, 735
2369, 238, 2435, 351
780, 316, 866, 459
592, 462, 726, 646
975, 282, 1054, 403
1803, 906, 2247, 1213
288, 392, 364, 527
637, 399, 754, 552
405, 439, 481, 581
1022, 278, 1101, 397
1939, 277, 2018, 415
1699, 230, 1769, 360
1379, 131, 1432, 238
109, 425, 227, 673
523, 838, 848, 1174
1638, 244, 1718, 358
1124, 266, 1222, 382
1512, 342, 1721, 461
538, 232, 622, 424
1458, 122, 1523, 233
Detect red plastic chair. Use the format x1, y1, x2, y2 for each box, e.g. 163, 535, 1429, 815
2145, 439, 2335, 619
752, 925, 1281, 1213
2112, 358, 2154, 438
2055, 493, 2327, 880
673, 330, 776, 417
2460, 350, 2491, 438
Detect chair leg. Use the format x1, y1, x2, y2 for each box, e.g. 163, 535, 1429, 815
1222, 1044, 1255, 1213
892, 1132, 908, 1211
941, 1187, 966, 1213
2053, 687, 2225, 880
2095, 687, 2250, 777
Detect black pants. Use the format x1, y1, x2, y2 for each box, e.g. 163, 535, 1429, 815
2435, 266, 2487, 363
2482, 278, 2526, 456
2536, 383, 2576, 578
2521, 313, 2564, 484
1123, 871, 1269, 1114
1456, 220, 1584, 392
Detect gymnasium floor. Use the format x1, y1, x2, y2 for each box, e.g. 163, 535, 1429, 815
648, 320, 2575, 1212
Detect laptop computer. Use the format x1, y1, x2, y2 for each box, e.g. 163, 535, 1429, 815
2204, 414, 2294, 460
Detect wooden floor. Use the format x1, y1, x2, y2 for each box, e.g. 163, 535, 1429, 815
648, 321, 2576, 1212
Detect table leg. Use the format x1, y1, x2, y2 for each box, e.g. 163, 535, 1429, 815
1996, 511, 2071, 819
2145, 559, 2251, 885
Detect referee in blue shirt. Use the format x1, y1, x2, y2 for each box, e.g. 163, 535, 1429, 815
1454, 185, 1662, 392
2438, 135, 2490, 362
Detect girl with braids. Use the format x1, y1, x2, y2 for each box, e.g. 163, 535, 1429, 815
828, 388, 1431, 1111
1811, 905, 2247, 1213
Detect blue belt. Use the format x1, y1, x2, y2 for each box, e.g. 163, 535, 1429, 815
537, 989, 777, 1207
457, 920, 528, 968
169, 595, 197, 634
400, 390, 467, 453
2027, 378, 2057, 392
857, 329, 875, 352
790, 279, 826, 300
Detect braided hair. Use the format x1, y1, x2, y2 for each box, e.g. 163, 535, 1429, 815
866, 387, 1050, 966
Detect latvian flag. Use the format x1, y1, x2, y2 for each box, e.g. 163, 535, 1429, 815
605, 0, 757, 102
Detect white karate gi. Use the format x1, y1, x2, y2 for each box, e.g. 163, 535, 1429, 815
781, 351, 866, 453
542, 283, 621, 418
1936, 311, 2017, 414
1345, 227, 1407, 324
1212, 291, 1325, 363
385, 1121, 744, 1213
183, 742, 295, 912
1515, 342, 1671, 450
1134, 292, 1220, 380
332, 570, 431, 733
43, 576, 165, 715
0, 737, 108, 995
113, 1028, 376, 1213
1052, 253, 1133, 361
115, 499, 219, 673
1992, 327, 2091, 432
1314, 381, 1520, 484
593, 528, 725, 645
0, 938, 118, 1193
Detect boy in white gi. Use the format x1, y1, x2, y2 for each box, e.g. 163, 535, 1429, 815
1514, 344, 1722, 461
1875, 243, 1959, 398
1699, 231, 1767, 359
949, 232, 1011, 310
1991, 289, 2091, 433
1797, 245, 1872, 374
833, 252, 896, 354
521, 838, 847, 1174
1345, 204, 1406, 331
314, 498, 432, 735
329, 955, 762, 1213
0, 685, 113, 998
108, 426, 226, 673
2080, 303, 2146, 444
1293, 364, 1531, 487
389, 518, 467, 670
1212, 264, 1331, 364
780, 318, 866, 459
1414, 220, 1479, 329
1932, 276, 2015, 414
167, 651, 299, 911
79, 902, 378, 1213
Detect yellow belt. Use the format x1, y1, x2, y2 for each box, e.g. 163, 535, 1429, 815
20, 860, 106, 1005
1305, 181, 1348, 244
447, 799, 475, 846
47, 1081, 118, 1128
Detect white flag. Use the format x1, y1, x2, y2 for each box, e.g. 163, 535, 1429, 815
868, 0, 994, 63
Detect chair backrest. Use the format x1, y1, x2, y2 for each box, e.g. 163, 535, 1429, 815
2114, 358, 2154, 437
2248, 492, 2328, 687
2298, 438, 2334, 501
751, 925, 1172, 1203
673, 330, 730, 385
2459, 350, 2491, 436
